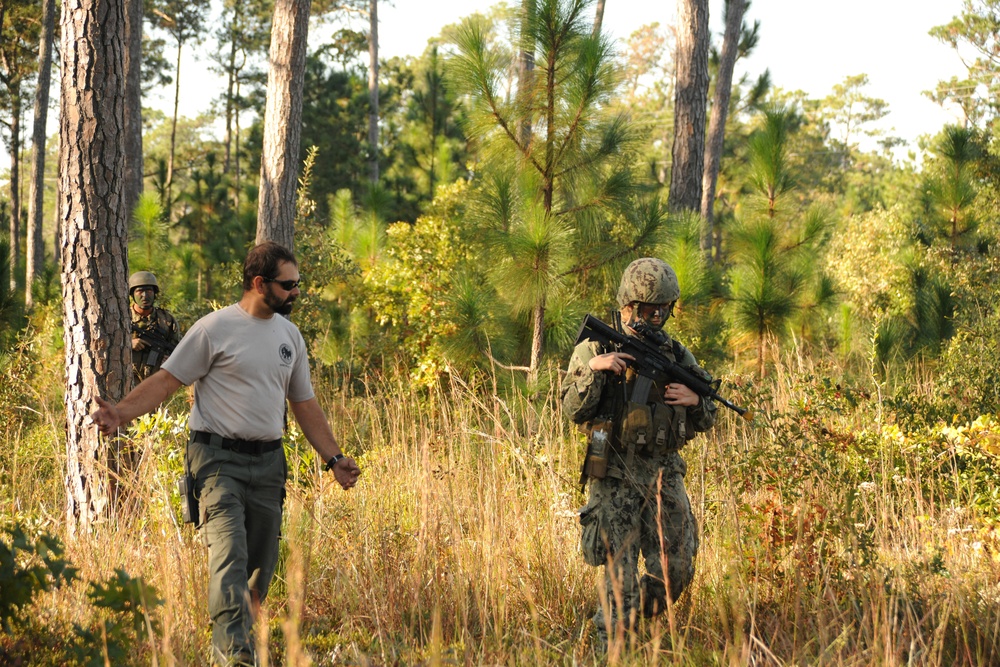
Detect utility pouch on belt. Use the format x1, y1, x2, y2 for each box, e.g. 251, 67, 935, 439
177, 473, 198, 524
178, 437, 199, 525
582, 419, 613, 481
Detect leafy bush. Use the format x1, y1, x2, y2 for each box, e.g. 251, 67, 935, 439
1, 523, 164, 666
0, 523, 78, 632
70, 569, 164, 666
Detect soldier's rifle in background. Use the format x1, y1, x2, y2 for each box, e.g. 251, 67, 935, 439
131, 323, 177, 367
574, 314, 753, 420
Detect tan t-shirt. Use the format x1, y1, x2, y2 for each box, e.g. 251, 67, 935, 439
162, 303, 314, 441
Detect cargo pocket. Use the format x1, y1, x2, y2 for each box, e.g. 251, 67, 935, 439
579, 501, 607, 567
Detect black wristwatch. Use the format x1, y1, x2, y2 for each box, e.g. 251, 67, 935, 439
325, 454, 345, 471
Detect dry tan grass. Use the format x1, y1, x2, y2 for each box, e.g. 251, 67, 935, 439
4, 356, 1000, 665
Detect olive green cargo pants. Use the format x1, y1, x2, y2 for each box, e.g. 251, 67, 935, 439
188, 438, 286, 664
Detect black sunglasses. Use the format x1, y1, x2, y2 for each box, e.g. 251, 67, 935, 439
263, 277, 302, 290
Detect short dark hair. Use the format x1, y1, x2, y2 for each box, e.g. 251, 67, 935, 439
243, 242, 297, 291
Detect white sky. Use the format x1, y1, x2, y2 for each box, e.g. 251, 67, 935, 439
0, 0, 969, 177
368, 0, 967, 158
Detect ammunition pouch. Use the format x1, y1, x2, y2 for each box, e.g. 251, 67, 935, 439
621, 401, 652, 448
622, 402, 689, 456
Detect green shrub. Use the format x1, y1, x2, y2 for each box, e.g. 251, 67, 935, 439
0, 523, 78, 632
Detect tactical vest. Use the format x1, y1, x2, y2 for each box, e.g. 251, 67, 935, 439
589, 337, 697, 472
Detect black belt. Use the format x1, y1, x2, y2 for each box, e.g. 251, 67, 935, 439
190, 431, 282, 455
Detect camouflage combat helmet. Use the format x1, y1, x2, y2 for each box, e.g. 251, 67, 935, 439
616, 258, 680, 307
129, 271, 159, 294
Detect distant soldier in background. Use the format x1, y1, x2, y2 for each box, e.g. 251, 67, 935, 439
129, 271, 181, 384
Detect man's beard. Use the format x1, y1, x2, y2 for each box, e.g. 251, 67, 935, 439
264, 288, 295, 315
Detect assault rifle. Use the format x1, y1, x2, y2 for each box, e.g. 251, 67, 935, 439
575, 314, 752, 420
131, 323, 177, 368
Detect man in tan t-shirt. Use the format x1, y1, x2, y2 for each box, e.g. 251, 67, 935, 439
91, 242, 361, 666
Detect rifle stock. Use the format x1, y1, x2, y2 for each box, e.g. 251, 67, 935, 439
575, 314, 753, 420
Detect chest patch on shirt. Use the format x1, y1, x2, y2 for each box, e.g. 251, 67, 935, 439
279, 343, 293, 365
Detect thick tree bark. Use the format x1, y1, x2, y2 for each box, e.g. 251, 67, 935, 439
122, 0, 143, 223
60, 0, 131, 534
26, 0, 57, 310
700, 0, 745, 258
668, 0, 710, 213
9, 94, 21, 293
367, 0, 379, 184
257, 0, 309, 249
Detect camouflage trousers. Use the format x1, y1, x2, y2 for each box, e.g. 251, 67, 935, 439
188, 437, 287, 664
580, 453, 698, 641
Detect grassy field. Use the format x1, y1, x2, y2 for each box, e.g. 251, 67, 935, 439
3, 340, 1000, 665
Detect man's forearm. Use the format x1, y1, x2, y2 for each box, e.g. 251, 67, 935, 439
289, 397, 343, 463
117, 370, 182, 423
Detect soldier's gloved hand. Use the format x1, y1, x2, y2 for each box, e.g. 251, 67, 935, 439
132, 337, 148, 351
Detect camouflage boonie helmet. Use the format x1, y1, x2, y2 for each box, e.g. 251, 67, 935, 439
616, 258, 680, 307
129, 271, 159, 294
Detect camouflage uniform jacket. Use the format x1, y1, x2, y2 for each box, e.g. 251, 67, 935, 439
131, 306, 181, 381
561, 333, 716, 477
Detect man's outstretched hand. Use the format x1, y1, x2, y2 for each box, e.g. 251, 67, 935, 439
90, 396, 123, 436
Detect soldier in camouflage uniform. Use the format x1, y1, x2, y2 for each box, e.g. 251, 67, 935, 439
129, 271, 181, 384
561, 258, 717, 648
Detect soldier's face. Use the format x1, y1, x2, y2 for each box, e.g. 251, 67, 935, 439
132, 287, 156, 310
636, 302, 669, 327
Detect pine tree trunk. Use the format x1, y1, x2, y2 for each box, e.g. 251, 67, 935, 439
53, 140, 61, 267
9, 93, 21, 293
668, 0, 710, 213
222, 3, 240, 175
592, 0, 605, 36
165, 38, 182, 216
26, 0, 57, 310
529, 299, 545, 384
59, 0, 131, 534
257, 0, 310, 250
367, 0, 379, 184
516, 0, 535, 149
122, 0, 143, 223
700, 0, 745, 259
235, 80, 242, 208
